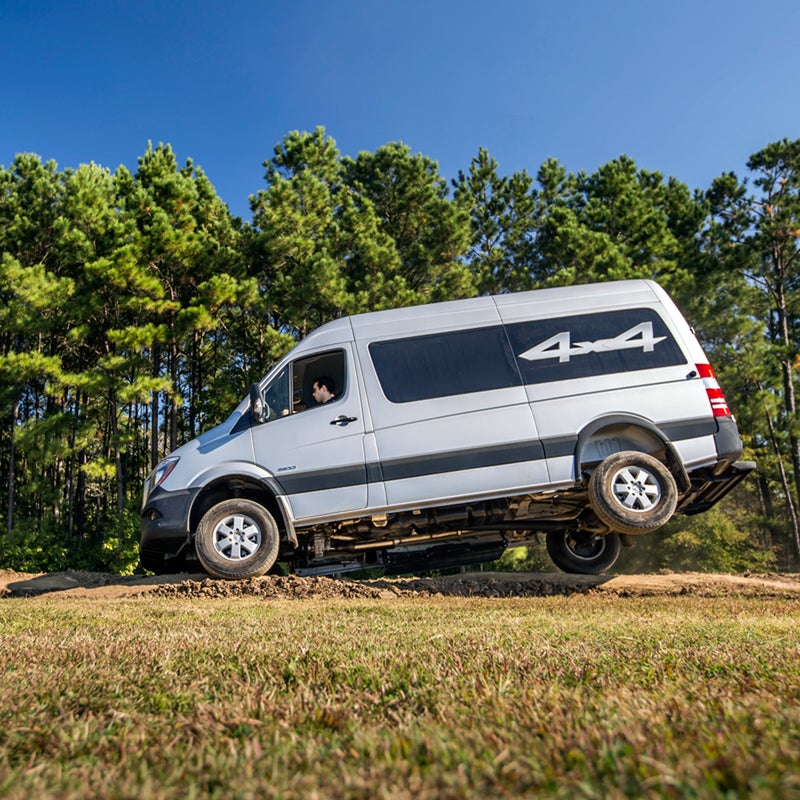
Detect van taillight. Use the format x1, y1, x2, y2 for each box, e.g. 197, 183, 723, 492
696, 363, 731, 417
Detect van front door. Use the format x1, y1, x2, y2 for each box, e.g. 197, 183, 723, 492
250, 346, 368, 522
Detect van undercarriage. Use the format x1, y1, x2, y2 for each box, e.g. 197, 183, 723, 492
293, 489, 600, 575
147, 457, 753, 578
287, 458, 753, 576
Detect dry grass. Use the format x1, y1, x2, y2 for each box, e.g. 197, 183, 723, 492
1, 594, 799, 799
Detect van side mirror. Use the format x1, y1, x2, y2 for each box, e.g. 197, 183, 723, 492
250, 383, 267, 424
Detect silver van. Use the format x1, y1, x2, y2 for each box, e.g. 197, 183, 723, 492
140, 280, 754, 578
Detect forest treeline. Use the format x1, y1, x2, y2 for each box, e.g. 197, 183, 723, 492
2, 127, 800, 573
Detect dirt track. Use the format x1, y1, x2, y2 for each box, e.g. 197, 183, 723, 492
2, 568, 800, 600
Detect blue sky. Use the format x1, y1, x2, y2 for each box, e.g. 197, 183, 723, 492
2, 1, 799, 221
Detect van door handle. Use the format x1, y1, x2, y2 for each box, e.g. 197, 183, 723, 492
330, 415, 358, 426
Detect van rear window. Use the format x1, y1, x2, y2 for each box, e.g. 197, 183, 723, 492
506, 308, 686, 383
369, 326, 521, 403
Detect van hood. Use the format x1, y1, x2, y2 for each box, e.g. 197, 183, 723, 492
167, 410, 246, 460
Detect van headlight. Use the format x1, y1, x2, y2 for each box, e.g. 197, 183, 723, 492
143, 456, 180, 507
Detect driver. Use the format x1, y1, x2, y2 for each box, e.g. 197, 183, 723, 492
312, 376, 336, 404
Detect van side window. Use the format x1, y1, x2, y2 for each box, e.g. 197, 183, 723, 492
292, 349, 346, 411
369, 326, 521, 403
260, 350, 347, 421
263, 365, 291, 419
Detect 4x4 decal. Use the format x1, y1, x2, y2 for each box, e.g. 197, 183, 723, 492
518, 322, 667, 364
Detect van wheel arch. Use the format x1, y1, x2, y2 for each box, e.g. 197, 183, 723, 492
190, 479, 289, 545
575, 415, 688, 492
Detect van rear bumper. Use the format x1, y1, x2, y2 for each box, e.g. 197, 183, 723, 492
714, 415, 746, 463
679, 460, 756, 515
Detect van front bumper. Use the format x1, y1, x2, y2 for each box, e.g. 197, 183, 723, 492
140, 486, 199, 562
679, 460, 756, 515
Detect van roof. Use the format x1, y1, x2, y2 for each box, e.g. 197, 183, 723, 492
297, 279, 667, 348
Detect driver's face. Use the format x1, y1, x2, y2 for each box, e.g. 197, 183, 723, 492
312, 382, 328, 403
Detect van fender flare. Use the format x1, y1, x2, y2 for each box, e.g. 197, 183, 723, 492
574, 414, 690, 492
189, 461, 298, 547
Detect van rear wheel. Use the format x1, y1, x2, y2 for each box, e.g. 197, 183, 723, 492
195, 499, 280, 579
546, 530, 621, 574
588, 451, 678, 535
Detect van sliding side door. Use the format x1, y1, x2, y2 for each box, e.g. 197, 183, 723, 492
359, 321, 550, 508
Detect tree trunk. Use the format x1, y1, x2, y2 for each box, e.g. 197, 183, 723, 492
169, 340, 179, 452
76, 449, 86, 539
151, 344, 160, 468
774, 277, 800, 506
190, 332, 199, 438
756, 473, 775, 551
6, 397, 18, 535
110, 390, 124, 512
765, 403, 800, 558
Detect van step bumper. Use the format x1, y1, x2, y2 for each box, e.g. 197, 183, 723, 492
678, 460, 756, 515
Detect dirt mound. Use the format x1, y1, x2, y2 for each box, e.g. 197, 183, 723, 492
148, 572, 602, 600
3, 568, 800, 600
0, 569, 597, 600
151, 574, 393, 600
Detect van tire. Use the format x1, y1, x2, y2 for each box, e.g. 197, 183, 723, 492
588, 451, 678, 535
546, 530, 621, 574
195, 499, 280, 579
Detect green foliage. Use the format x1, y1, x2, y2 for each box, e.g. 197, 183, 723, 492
694, 138, 800, 564
658, 507, 776, 573
453, 147, 538, 293
0, 508, 141, 574
0, 154, 61, 266
0, 529, 70, 573
2, 132, 800, 571
490, 541, 554, 573
251, 128, 475, 340
344, 141, 474, 302
533, 156, 698, 292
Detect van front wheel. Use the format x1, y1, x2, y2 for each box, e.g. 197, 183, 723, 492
195, 499, 280, 579
588, 451, 678, 535
546, 530, 621, 574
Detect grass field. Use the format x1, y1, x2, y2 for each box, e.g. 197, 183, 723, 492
1, 593, 799, 799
